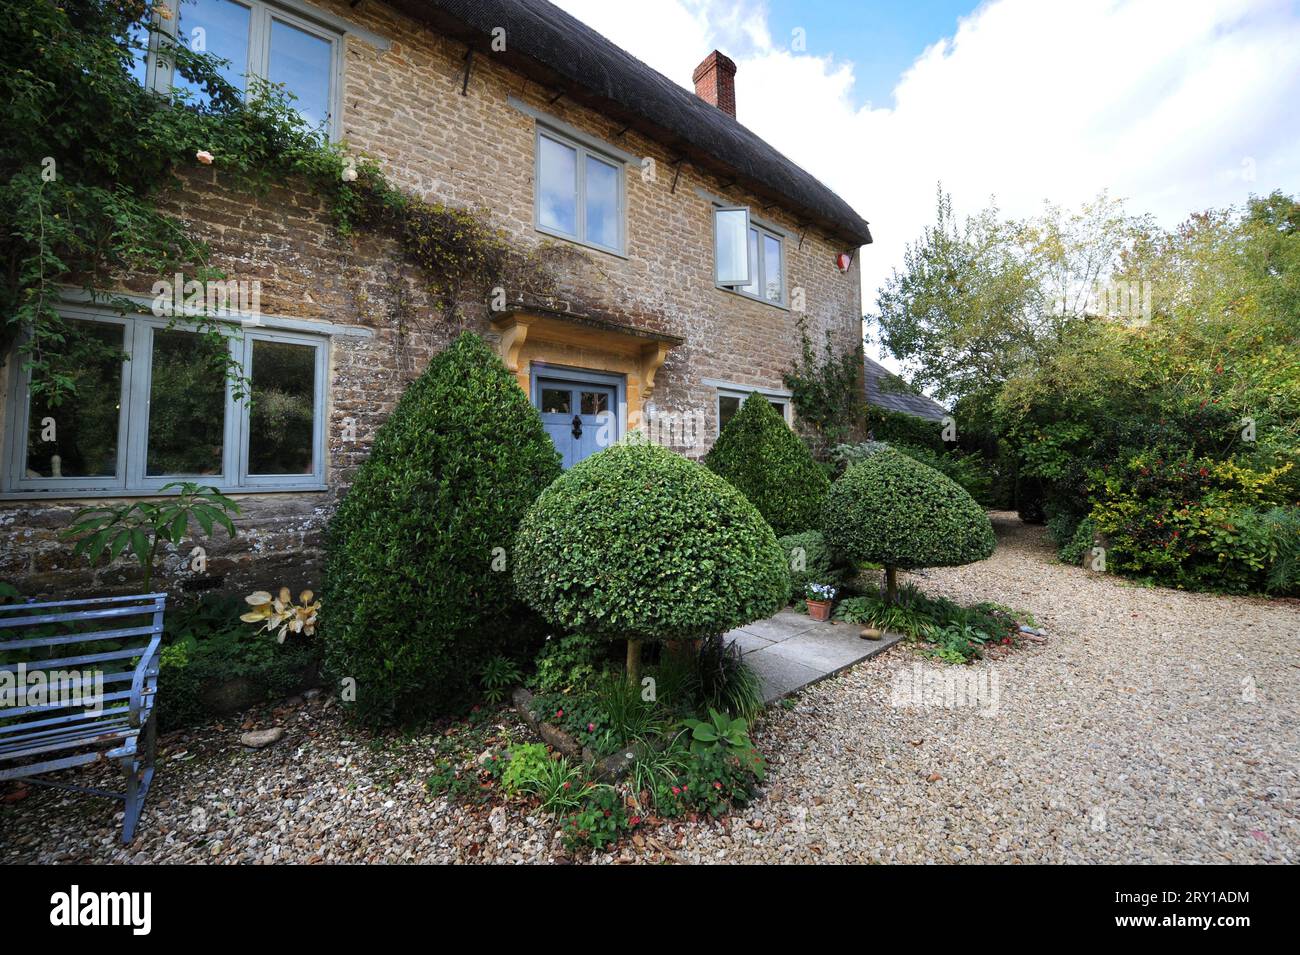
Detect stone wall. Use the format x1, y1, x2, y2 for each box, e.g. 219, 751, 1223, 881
0, 0, 866, 600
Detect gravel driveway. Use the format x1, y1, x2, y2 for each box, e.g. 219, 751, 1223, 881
4, 513, 1296, 863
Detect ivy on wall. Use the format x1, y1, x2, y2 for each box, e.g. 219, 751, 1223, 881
1, 0, 521, 403
783, 321, 867, 455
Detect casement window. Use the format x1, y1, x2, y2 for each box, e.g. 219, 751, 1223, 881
715, 387, 792, 434
534, 128, 626, 254
134, 0, 343, 137
713, 206, 787, 307
3, 309, 327, 496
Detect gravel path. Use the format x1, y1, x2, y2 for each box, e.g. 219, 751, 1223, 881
4, 513, 1296, 863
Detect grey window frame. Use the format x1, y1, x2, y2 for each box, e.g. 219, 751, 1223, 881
533, 126, 628, 256
713, 205, 753, 287
142, 0, 346, 141
711, 205, 788, 309
713, 383, 793, 435
2, 305, 328, 497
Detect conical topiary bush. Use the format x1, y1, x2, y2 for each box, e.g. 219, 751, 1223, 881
823, 447, 995, 602
323, 332, 562, 724
704, 392, 830, 537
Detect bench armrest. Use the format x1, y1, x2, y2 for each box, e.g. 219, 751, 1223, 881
129, 633, 163, 727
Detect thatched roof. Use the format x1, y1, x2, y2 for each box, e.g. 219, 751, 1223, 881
864, 356, 947, 421
390, 0, 872, 247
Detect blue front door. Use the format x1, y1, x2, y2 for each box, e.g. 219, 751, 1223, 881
537, 376, 617, 469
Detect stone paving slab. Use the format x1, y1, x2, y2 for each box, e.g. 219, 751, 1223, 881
724, 612, 904, 704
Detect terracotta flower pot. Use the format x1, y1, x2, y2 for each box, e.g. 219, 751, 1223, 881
806, 598, 832, 622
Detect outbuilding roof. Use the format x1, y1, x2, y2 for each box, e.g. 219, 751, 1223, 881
864, 356, 948, 421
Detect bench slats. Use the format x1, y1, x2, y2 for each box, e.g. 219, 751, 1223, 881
0, 603, 160, 631
0, 623, 159, 653
0, 724, 136, 761
0, 645, 150, 675
0, 703, 132, 735
0, 592, 164, 843
1, 686, 154, 722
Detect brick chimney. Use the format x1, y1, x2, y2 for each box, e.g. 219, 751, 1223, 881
692, 50, 737, 117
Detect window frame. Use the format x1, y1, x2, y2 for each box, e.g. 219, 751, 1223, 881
2, 305, 329, 497
712, 206, 789, 309
143, 0, 345, 141
533, 126, 628, 256
713, 384, 793, 436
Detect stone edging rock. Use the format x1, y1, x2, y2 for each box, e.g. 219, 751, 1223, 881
511, 688, 644, 782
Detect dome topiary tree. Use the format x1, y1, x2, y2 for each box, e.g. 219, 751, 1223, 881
823, 447, 995, 603
323, 332, 562, 724
704, 392, 830, 537
512, 438, 789, 683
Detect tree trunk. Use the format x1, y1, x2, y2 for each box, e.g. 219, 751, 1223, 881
626, 638, 643, 687
885, 565, 898, 605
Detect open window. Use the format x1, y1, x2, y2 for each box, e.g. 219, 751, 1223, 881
713, 206, 786, 306
714, 206, 752, 287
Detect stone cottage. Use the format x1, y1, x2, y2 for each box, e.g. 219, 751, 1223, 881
0, 0, 872, 597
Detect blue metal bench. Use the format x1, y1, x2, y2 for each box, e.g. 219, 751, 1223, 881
0, 593, 165, 843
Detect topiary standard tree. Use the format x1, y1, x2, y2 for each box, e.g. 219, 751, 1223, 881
704, 392, 830, 537
323, 332, 562, 724
823, 447, 995, 603
512, 438, 789, 684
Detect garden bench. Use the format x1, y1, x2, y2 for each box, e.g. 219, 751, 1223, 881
0, 593, 165, 843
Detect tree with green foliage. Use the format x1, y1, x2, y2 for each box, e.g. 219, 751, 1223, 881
323, 333, 562, 724
704, 392, 830, 537
513, 439, 789, 684
824, 447, 995, 603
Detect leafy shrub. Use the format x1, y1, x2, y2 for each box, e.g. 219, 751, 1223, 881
1089, 453, 1299, 593
823, 448, 995, 601
323, 332, 562, 724
513, 439, 789, 668
834, 440, 994, 506
157, 595, 319, 729
776, 530, 841, 603
704, 393, 830, 536
531, 631, 611, 695
500, 742, 553, 796
562, 785, 629, 851
865, 405, 946, 452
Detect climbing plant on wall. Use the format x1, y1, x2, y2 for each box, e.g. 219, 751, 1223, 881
782, 321, 867, 456
1, 0, 517, 404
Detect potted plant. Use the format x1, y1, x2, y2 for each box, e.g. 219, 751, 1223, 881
804, 582, 837, 621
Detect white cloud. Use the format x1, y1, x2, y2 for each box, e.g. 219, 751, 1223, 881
551, 0, 1300, 369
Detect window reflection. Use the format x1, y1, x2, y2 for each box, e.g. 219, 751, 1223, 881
146, 329, 226, 476
248, 339, 315, 475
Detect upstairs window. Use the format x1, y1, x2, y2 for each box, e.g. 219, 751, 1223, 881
139, 0, 341, 137
713, 206, 786, 306
534, 129, 626, 254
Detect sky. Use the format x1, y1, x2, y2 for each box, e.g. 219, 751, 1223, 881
550, 0, 1300, 370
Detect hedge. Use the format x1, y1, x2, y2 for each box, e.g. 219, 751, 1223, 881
704, 392, 829, 536
323, 332, 562, 724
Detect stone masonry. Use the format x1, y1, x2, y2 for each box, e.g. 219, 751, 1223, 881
0, 0, 866, 599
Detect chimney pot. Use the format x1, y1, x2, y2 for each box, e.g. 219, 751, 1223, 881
692, 50, 737, 117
